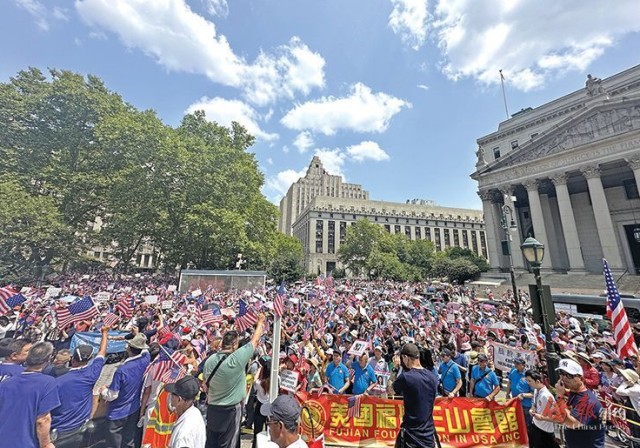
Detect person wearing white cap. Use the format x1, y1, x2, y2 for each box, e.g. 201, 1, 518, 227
615, 369, 640, 447
554, 358, 605, 448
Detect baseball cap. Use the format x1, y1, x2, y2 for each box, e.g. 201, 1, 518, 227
164, 375, 200, 400
260, 394, 301, 425
477, 354, 488, 362
513, 357, 525, 365
401, 343, 420, 358
556, 358, 583, 376
326, 348, 334, 355
73, 345, 94, 363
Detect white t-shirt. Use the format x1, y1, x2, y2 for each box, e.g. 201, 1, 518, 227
285, 437, 309, 448
532, 387, 555, 434
169, 406, 206, 448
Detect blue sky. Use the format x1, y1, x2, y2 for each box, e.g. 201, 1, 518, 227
2, 0, 640, 210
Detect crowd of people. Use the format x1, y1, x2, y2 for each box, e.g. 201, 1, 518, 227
0, 272, 639, 448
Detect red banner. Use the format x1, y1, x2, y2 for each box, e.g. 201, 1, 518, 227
297, 393, 528, 447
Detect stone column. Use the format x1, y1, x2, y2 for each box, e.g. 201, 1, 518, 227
523, 179, 553, 270
628, 157, 640, 190
478, 190, 501, 269
550, 173, 586, 273
580, 164, 624, 269
499, 185, 526, 268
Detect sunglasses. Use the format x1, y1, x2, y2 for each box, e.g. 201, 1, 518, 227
559, 372, 577, 379
266, 417, 281, 426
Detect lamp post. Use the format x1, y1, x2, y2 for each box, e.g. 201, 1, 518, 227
520, 237, 560, 384
499, 203, 520, 316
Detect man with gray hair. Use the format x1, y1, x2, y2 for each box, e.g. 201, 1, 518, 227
0, 341, 60, 448
261, 394, 308, 448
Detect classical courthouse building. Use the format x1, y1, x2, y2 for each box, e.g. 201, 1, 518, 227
472, 65, 640, 275
280, 158, 486, 274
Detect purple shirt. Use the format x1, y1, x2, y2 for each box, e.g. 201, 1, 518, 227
107, 352, 150, 420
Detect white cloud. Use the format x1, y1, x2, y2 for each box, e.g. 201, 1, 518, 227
75, 1, 325, 106
314, 148, 346, 176
185, 97, 278, 141
293, 131, 314, 154
388, 0, 429, 50
202, 0, 228, 18
266, 168, 306, 197
417, 84, 429, 90
52, 6, 69, 21
15, 0, 49, 30
346, 141, 390, 162
282, 145, 290, 154
267, 158, 273, 165
281, 83, 410, 135
433, 0, 640, 91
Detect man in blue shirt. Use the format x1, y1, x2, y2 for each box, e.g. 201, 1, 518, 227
325, 352, 350, 394
0, 341, 60, 448
350, 354, 377, 395
0, 339, 32, 381
438, 349, 462, 397
51, 325, 109, 448
100, 333, 150, 448
451, 347, 469, 397
470, 354, 500, 400
507, 358, 534, 426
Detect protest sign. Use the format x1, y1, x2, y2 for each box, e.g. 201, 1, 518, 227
348, 340, 368, 357
94, 292, 111, 302
296, 393, 528, 447
191, 289, 202, 297
373, 371, 390, 393
346, 306, 358, 317
145, 295, 159, 304
70, 331, 129, 355
280, 369, 299, 393
489, 341, 539, 371
167, 285, 177, 292
161, 300, 173, 310
45, 287, 62, 299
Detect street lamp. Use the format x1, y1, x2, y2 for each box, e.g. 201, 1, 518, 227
499, 203, 520, 315
520, 237, 560, 384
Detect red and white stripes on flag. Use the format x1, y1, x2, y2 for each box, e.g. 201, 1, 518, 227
0, 287, 25, 315
274, 283, 286, 318
199, 309, 223, 326
115, 297, 134, 319
103, 312, 120, 327
347, 394, 362, 419
56, 296, 99, 330
152, 348, 188, 382
235, 299, 258, 332
604, 259, 638, 359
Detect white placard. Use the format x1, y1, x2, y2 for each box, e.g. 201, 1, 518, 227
489, 341, 539, 371
94, 292, 111, 302
348, 339, 368, 357
374, 371, 390, 393
280, 369, 299, 393
191, 289, 202, 297
168, 285, 177, 292
144, 295, 159, 304
20, 287, 30, 294
107, 284, 115, 291
45, 287, 62, 298
346, 306, 358, 317
162, 300, 173, 310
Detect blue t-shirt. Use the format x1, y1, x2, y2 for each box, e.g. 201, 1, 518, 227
107, 352, 150, 420
438, 360, 461, 394
471, 365, 499, 398
508, 368, 533, 407
565, 389, 605, 448
325, 362, 349, 393
393, 368, 438, 447
51, 356, 105, 432
0, 372, 61, 448
0, 363, 25, 382
352, 362, 376, 395
452, 352, 468, 372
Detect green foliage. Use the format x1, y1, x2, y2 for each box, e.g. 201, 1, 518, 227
437, 247, 490, 272
430, 257, 481, 283
267, 233, 304, 282
0, 67, 281, 279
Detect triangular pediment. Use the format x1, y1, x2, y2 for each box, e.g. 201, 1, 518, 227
478, 96, 640, 172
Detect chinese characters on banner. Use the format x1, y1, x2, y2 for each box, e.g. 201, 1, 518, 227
489, 342, 539, 371
296, 393, 528, 447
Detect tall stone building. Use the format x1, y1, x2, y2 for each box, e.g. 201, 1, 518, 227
472, 65, 640, 275
278, 156, 369, 236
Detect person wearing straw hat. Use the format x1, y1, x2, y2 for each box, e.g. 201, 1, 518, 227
100, 333, 150, 448
616, 369, 640, 447
576, 352, 600, 390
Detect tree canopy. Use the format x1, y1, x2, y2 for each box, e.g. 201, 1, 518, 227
0, 67, 300, 281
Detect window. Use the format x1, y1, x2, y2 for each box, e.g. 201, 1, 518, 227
480, 232, 488, 258
453, 230, 460, 247
444, 229, 450, 248
316, 220, 323, 253
384, 224, 391, 233
416, 227, 422, 239
462, 230, 469, 249
339, 221, 347, 244
434, 229, 441, 251
624, 179, 639, 200
471, 232, 478, 254
425, 228, 431, 241
328, 221, 335, 254
405, 226, 412, 239
395, 225, 401, 234
511, 140, 519, 149
493, 147, 501, 159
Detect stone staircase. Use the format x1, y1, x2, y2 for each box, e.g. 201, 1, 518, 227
480, 271, 640, 296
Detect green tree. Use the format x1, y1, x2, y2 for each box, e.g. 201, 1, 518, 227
430, 257, 480, 283
267, 233, 304, 282
438, 247, 490, 272
337, 219, 385, 276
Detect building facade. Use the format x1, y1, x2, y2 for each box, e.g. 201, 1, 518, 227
278, 156, 369, 236
472, 66, 640, 275
292, 196, 486, 274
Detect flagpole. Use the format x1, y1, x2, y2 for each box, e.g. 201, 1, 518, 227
499, 69, 510, 119
269, 312, 281, 403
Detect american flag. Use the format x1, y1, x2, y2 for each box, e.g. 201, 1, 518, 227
103, 312, 120, 327
199, 308, 223, 326
0, 287, 25, 315
153, 347, 188, 381
56, 296, 99, 330
604, 259, 638, 359
115, 296, 135, 319
375, 326, 383, 340
303, 328, 312, 341
392, 327, 401, 339
324, 272, 334, 289
347, 395, 362, 419
160, 364, 187, 384
274, 283, 286, 318
235, 299, 258, 332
